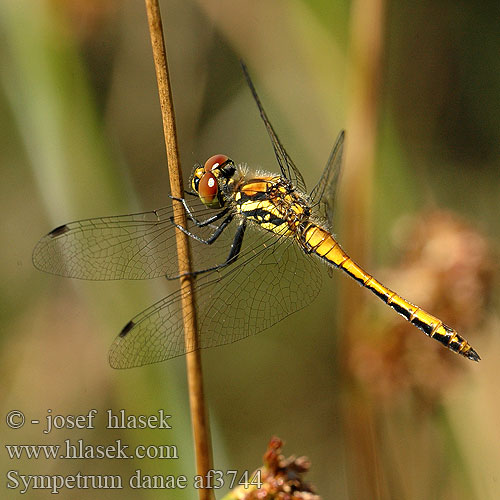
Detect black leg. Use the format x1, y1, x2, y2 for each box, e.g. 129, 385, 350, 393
171, 213, 234, 245
168, 219, 247, 280
220, 219, 246, 265
169, 195, 230, 227
190, 219, 247, 276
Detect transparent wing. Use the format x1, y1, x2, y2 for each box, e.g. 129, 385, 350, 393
109, 225, 322, 368
309, 130, 345, 229
241, 61, 307, 193
32, 197, 242, 281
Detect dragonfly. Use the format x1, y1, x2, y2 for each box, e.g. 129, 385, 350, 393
33, 63, 480, 368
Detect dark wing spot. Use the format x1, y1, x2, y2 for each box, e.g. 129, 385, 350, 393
49, 224, 70, 237
119, 320, 135, 337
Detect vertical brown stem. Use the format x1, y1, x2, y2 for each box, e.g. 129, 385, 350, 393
144, 1, 214, 499
340, 0, 387, 497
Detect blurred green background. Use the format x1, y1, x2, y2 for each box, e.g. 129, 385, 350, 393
1, 1, 499, 499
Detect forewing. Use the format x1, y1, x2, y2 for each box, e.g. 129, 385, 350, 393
241, 62, 307, 193
109, 225, 323, 368
33, 197, 241, 280
309, 130, 345, 229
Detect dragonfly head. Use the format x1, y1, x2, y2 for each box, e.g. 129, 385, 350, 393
191, 154, 236, 208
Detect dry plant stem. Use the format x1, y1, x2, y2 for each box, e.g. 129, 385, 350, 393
144, 1, 214, 499
341, 0, 387, 498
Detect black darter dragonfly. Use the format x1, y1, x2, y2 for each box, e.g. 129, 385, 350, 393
33, 64, 480, 368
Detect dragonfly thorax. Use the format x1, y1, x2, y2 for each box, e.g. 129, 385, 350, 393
234, 174, 311, 238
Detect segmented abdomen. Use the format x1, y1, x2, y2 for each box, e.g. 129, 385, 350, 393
300, 223, 480, 361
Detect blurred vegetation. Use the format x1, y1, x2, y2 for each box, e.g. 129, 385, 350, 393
0, 1, 499, 499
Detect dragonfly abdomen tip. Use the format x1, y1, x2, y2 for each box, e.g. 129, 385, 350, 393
465, 347, 481, 362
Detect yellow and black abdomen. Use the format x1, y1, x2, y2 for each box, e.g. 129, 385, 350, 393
300, 223, 480, 361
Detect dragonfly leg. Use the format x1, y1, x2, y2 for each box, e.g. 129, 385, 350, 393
169, 195, 230, 226
170, 212, 234, 245
170, 219, 247, 279
214, 219, 247, 268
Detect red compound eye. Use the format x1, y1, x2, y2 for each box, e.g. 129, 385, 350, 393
198, 171, 219, 206
204, 154, 229, 172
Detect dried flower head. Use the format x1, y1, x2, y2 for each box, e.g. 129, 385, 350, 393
227, 437, 320, 500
